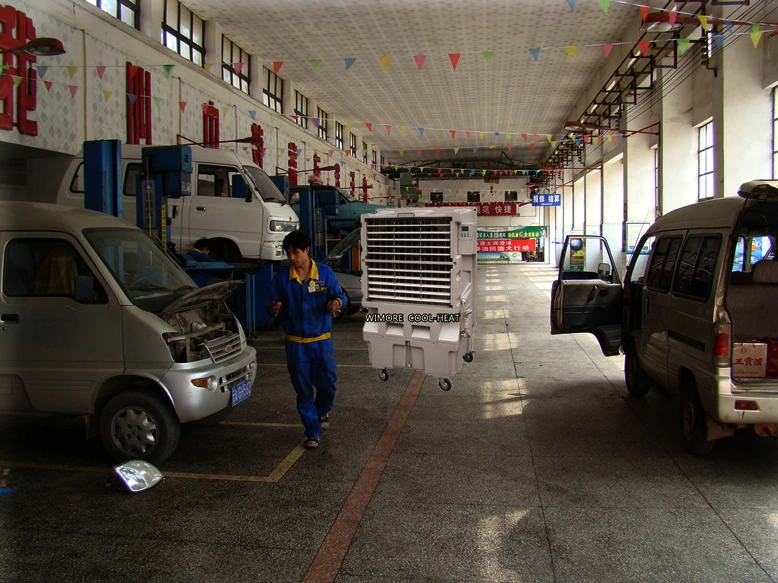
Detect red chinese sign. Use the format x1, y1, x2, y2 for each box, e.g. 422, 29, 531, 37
202, 100, 219, 148
126, 62, 152, 144
424, 201, 517, 216
0, 5, 38, 136
477, 239, 536, 253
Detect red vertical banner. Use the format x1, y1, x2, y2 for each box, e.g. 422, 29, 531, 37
202, 100, 219, 148
250, 123, 264, 168
14, 10, 37, 136
126, 62, 152, 144
0, 5, 19, 132
313, 153, 321, 180
334, 163, 340, 187
0, 6, 39, 136
362, 176, 371, 202
349, 171, 356, 197
288, 142, 298, 186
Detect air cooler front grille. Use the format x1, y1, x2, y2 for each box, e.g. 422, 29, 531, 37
364, 216, 453, 307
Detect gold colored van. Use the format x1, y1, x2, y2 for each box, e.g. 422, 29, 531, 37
551, 181, 778, 454
0, 202, 256, 464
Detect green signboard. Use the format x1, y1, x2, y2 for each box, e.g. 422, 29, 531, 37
477, 226, 548, 239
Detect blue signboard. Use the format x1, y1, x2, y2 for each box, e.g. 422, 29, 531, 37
531, 193, 561, 206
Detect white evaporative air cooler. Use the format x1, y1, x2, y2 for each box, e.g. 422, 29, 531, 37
360, 207, 477, 390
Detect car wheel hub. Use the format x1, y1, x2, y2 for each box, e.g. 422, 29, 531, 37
111, 407, 157, 456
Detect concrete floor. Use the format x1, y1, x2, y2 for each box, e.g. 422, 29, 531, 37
2, 263, 778, 582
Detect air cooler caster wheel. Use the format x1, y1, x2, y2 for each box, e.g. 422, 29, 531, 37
439, 379, 452, 391
463, 352, 474, 363
378, 368, 389, 382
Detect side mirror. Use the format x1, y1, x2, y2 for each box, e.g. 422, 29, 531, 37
231, 174, 251, 202
597, 262, 611, 281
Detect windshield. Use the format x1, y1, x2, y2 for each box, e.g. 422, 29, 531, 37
83, 228, 196, 313
243, 165, 287, 204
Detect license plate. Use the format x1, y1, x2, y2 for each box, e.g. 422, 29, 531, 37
231, 378, 252, 406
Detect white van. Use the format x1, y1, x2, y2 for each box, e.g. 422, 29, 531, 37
0, 202, 257, 464
54, 144, 298, 262
551, 181, 778, 454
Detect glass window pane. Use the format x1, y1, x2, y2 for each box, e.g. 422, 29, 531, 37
103, 0, 117, 15
120, 5, 135, 27
165, 31, 177, 52
180, 8, 191, 38
193, 50, 202, 66
192, 19, 203, 45
166, 0, 177, 25
181, 43, 190, 60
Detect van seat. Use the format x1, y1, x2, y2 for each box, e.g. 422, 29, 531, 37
728, 261, 778, 340
753, 260, 778, 283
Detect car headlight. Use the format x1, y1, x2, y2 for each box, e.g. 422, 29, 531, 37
192, 376, 219, 391
270, 219, 299, 232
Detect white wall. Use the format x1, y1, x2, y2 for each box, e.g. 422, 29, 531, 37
1, 0, 388, 201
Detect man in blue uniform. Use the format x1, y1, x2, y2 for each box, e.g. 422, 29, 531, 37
268, 231, 348, 449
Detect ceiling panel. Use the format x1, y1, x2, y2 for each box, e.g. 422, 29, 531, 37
182, 0, 669, 169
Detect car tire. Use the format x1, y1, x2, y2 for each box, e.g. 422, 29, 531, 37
99, 391, 181, 465
624, 352, 651, 398
679, 381, 715, 455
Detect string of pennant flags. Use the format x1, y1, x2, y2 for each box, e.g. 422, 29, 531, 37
1, 62, 633, 151
1, 0, 772, 158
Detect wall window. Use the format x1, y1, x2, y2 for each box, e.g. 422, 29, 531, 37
317, 108, 329, 141
86, 0, 139, 29
361, 141, 368, 164
294, 91, 308, 130
697, 121, 714, 200
653, 146, 659, 215
335, 122, 344, 149
773, 88, 778, 178
380, 155, 385, 169
263, 68, 284, 113
221, 36, 250, 95
349, 133, 357, 157
162, 0, 205, 66
467, 191, 481, 203
372, 150, 377, 168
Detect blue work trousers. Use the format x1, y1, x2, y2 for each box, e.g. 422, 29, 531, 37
285, 338, 337, 438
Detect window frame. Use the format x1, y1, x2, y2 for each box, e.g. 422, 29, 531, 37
162, 0, 206, 66
86, 0, 139, 29
697, 121, 714, 200
221, 35, 250, 95
263, 68, 284, 113
294, 91, 309, 130
773, 88, 778, 179
317, 107, 329, 141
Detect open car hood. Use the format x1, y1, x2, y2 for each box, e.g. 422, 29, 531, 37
159, 280, 242, 318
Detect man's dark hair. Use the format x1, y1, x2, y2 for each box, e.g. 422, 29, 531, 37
193, 238, 210, 251
283, 230, 311, 253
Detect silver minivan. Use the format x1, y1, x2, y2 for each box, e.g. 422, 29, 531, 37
551, 181, 778, 454
0, 202, 257, 464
